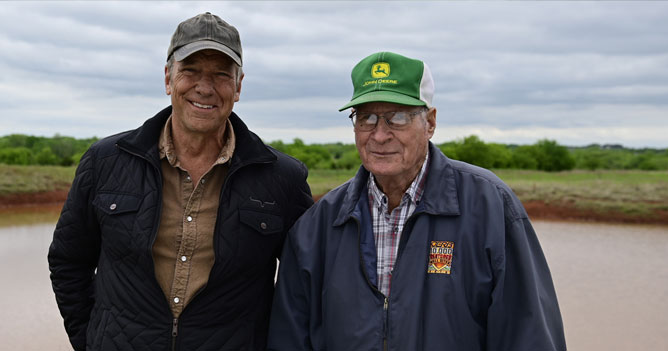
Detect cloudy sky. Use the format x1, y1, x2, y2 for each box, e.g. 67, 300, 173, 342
1, 1, 667, 147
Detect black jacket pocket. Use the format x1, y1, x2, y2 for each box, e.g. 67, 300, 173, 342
93, 193, 141, 215
239, 208, 284, 235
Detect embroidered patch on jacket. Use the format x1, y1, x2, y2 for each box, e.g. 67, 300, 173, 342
427, 241, 454, 274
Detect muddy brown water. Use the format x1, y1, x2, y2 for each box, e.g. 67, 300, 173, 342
1, 220, 667, 350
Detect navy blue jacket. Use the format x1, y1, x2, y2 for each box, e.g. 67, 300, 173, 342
268, 143, 566, 351
48, 106, 313, 350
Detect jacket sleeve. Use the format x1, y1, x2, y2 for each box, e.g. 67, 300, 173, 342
290, 163, 314, 225
275, 162, 314, 259
486, 207, 567, 351
290, 164, 313, 226
48, 149, 101, 351
268, 220, 316, 351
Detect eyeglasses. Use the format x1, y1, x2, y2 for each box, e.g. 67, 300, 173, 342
349, 108, 427, 132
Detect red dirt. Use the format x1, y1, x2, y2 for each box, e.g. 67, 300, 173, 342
0, 190, 69, 209
522, 200, 668, 226
2, 191, 666, 225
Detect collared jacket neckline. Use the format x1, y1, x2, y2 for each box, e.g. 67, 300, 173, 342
333, 142, 461, 227
115, 106, 277, 172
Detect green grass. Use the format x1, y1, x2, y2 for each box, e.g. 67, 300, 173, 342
0, 165, 76, 195
0, 165, 358, 198
308, 168, 668, 217
307, 169, 358, 195
495, 169, 668, 216
2, 164, 666, 220
494, 169, 668, 184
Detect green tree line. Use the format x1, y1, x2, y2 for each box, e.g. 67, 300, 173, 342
270, 135, 668, 172
0, 134, 98, 166
2, 133, 667, 171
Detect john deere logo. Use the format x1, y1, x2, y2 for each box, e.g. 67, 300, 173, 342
371, 62, 390, 78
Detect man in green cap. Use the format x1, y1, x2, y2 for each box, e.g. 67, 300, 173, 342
48, 13, 312, 350
268, 52, 566, 350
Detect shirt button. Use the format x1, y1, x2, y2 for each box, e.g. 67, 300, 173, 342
260, 222, 267, 230
181, 256, 187, 262
109, 203, 117, 210
201, 178, 206, 184
173, 297, 180, 304
186, 216, 193, 222
186, 175, 191, 181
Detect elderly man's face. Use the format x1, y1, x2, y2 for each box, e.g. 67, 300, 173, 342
165, 49, 243, 137
354, 101, 436, 186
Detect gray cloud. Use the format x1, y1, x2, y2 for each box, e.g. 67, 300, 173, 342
0, 1, 667, 147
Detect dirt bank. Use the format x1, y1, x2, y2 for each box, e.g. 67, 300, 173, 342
0, 190, 69, 209
522, 200, 668, 225
2, 191, 666, 226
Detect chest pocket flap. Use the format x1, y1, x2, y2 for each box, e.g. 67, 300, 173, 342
93, 193, 141, 215
239, 208, 284, 235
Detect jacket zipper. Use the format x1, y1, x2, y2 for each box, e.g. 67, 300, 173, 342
115, 144, 178, 349
353, 217, 390, 350
383, 296, 389, 351
353, 207, 423, 351
171, 318, 178, 351
382, 212, 421, 351
180, 156, 273, 306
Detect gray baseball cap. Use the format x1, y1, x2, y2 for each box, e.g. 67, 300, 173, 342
167, 12, 242, 66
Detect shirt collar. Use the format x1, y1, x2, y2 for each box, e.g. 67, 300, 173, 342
367, 149, 430, 211
158, 115, 236, 168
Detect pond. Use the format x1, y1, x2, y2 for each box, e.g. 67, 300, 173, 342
1, 218, 666, 350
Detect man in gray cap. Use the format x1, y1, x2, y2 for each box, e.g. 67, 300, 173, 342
268, 52, 565, 350
49, 13, 313, 350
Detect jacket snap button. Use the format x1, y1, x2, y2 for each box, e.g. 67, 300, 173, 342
260, 222, 267, 230
109, 203, 117, 210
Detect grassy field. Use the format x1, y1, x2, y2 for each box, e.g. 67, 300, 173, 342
2, 165, 667, 222
0, 165, 75, 195
495, 169, 668, 216
309, 168, 668, 218
307, 169, 358, 195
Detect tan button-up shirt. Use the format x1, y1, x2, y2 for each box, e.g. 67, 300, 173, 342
153, 116, 235, 317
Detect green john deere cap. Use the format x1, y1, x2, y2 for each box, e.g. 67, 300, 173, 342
339, 51, 434, 111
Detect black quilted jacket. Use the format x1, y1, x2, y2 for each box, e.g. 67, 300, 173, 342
48, 106, 314, 350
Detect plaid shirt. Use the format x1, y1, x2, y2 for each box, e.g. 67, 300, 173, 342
367, 151, 429, 296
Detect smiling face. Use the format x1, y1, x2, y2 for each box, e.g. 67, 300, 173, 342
165, 49, 243, 138
354, 101, 436, 189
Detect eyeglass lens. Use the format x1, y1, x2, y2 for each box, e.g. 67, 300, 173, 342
352, 110, 423, 130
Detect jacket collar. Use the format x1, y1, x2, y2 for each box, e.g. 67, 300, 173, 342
116, 106, 276, 169
333, 142, 460, 226
419, 142, 461, 216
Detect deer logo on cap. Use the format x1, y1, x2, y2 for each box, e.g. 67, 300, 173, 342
371, 62, 390, 78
